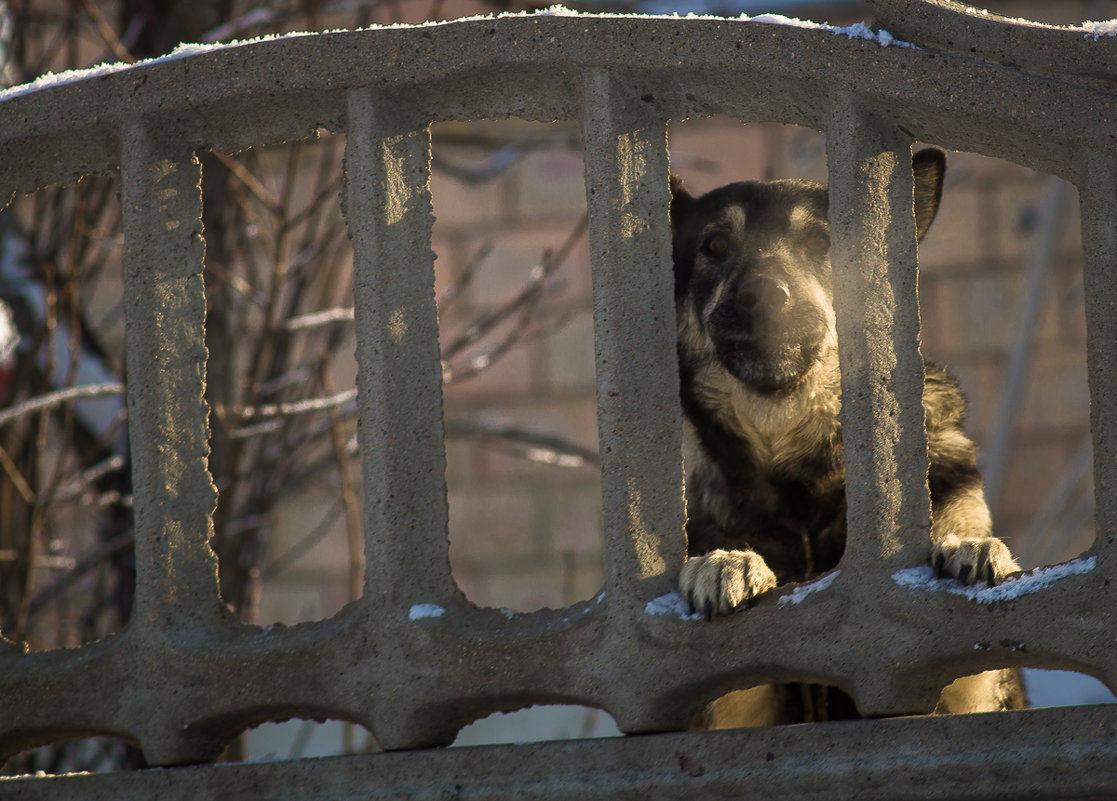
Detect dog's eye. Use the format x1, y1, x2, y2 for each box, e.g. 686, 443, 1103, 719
703, 234, 730, 257
808, 230, 831, 252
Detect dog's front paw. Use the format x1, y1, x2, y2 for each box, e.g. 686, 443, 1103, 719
931, 533, 1020, 586
678, 548, 778, 619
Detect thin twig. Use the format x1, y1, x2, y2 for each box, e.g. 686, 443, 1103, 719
441, 263, 548, 360
210, 149, 278, 213
440, 215, 587, 360
79, 0, 135, 63
258, 366, 313, 396
0, 382, 126, 428
285, 307, 355, 331
216, 387, 357, 423
0, 441, 35, 504
438, 240, 493, 310
54, 454, 127, 503
445, 419, 599, 469
13, 531, 134, 625
260, 499, 344, 580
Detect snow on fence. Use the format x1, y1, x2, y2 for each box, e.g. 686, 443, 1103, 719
3, 0, 1117, 797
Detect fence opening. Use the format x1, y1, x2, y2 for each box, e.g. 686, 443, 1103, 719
693, 683, 860, 729
433, 120, 603, 612
916, 148, 1091, 571
0, 174, 132, 652
240, 718, 377, 762
203, 134, 364, 626
3, 735, 142, 776
1022, 669, 1117, 708
451, 704, 621, 747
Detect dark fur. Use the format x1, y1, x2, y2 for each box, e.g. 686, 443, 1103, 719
672, 149, 1024, 725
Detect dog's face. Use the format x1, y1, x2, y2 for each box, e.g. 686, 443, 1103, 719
671, 149, 945, 400
672, 177, 836, 396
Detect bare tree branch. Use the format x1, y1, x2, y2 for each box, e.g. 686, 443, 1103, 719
285, 307, 355, 332
215, 387, 358, 424
445, 419, 598, 469
0, 382, 125, 428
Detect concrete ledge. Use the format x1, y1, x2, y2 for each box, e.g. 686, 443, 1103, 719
4, 704, 1117, 800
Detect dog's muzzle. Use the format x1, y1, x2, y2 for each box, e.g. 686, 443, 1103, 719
733, 275, 790, 338
707, 273, 826, 393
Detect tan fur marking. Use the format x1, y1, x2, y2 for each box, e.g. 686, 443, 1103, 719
931, 484, 993, 543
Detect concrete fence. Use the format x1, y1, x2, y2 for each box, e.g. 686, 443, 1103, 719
3, 0, 1117, 797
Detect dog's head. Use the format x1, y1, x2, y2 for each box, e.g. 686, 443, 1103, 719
671, 149, 945, 398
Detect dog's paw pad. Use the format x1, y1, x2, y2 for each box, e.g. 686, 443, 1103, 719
678, 549, 778, 619
931, 534, 1019, 586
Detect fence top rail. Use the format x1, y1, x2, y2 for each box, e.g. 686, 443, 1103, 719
0, 2, 1115, 197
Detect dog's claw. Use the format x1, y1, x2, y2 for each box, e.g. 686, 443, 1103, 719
977, 551, 995, 586
930, 534, 1020, 587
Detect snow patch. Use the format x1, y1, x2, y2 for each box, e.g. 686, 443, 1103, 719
749, 14, 911, 48
893, 556, 1096, 603
0, 299, 17, 365
778, 570, 839, 607
536, 4, 583, 16
954, 4, 1117, 39
1080, 19, 1117, 39
0, 39, 275, 103
0, 28, 335, 103
408, 603, 446, 620
749, 13, 818, 30
645, 591, 703, 621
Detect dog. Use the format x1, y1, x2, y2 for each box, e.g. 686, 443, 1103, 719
671, 148, 1025, 726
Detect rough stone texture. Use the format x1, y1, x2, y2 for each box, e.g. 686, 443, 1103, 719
826, 102, 939, 716
7, 705, 1117, 800
581, 69, 685, 611
827, 101, 931, 573
1079, 152, 1117, 569
1, 0, 1117, 794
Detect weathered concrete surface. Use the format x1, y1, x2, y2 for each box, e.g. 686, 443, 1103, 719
1, 0, 1117, 791
826, 103, 939, 717
0, 4, 1115, 194
6, 705, 1117, 800
869, 0, 1117, 86
581, 68, 688, 735
1079, 153, 1117, 576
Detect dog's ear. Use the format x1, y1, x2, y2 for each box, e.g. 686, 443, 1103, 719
912, 147, 946, 241
670, 173, 695, 229
669, 174, 697, 292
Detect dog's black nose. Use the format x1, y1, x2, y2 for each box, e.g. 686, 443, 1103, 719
736, 275, 791, 315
